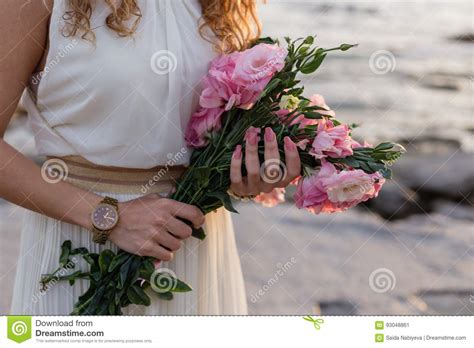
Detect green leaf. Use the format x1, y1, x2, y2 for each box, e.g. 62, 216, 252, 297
374, 142, 395, 151
83, 254, 95, 265
144, 258, 155, 271
207, 191, 238, 213
155, 292, 173, 301
126, 285, 151, 306
303, 111, 326, 119
172, 279, 193, 293
380, 167, 393, 179
254, 37, 278, 46
118, 258, 133, 289
176, 217, 207, 241
76, 285, 97, 305
365, 162, 384, 174
359, 162, 374, 173
108, 252, 131, 273
341, 156, 359, 168
286, 87, 304, 96
193, 166, 211, 188
59, 240, 72, 266
108, 301, 118, 315
90, 259, 101, 283
353, 153, 373, 161
259, 78, 282, 100
99, 250, 115, 275
300, 53, 326, 74
192, 227, 206, 240
128, 258, 143, 286
70, 247, 89, 256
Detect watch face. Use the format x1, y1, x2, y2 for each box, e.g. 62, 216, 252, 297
91, 204, 119, 230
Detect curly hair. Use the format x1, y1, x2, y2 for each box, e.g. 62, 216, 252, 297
62, 0, 262, 53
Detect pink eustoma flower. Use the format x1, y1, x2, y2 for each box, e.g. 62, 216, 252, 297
200, 53, 262, 111
185, 107, 224, 148
294, 161, 385, 214
232, 43, 288, 92
310, 118, 355, 159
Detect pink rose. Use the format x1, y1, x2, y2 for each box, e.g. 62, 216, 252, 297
185, 107, 224, 148
310, 118, 355, 159
294, 161, 385, 214
233, 43, 287, 92
254, 188, 286, 207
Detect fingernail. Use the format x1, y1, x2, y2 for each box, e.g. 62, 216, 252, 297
248, 133, 259, 146
264, 127, 275, 142
233, 145, 242, 159
284, 136, 296, 150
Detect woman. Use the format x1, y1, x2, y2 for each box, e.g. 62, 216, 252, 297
1, 0, 301, 315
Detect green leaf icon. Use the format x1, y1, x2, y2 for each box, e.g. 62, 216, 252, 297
7, 316, 32, 343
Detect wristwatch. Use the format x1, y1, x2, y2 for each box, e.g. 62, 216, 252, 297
90, 196, 119, 244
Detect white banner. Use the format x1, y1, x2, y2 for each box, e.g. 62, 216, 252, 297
1, 316, 472, 347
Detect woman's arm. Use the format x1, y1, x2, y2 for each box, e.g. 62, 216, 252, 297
0, 0, 204, 261
0, 0, 102, 228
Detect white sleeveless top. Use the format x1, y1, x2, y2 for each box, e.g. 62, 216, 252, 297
24, 0, 216, 168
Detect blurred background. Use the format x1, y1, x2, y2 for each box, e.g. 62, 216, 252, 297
1, 0, 473, 315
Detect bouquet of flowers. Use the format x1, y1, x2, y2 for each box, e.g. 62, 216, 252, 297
43, 36, 404, 315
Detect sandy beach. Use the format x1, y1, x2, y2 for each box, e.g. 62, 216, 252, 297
1, 1, 473, 315
2, 189, 473, 315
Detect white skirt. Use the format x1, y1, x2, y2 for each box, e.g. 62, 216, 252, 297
10, 192, 248, 315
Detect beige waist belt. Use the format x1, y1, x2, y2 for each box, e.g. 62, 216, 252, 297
45, 156, 186, 195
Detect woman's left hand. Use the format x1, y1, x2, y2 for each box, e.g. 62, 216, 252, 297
229, 127, 301, 197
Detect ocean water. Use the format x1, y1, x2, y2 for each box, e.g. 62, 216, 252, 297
260, 0, 473, 150
6, 1, 472, 155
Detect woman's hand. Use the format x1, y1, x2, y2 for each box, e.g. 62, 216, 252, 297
230, 127, 301, 196
109, 194, 205, 261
